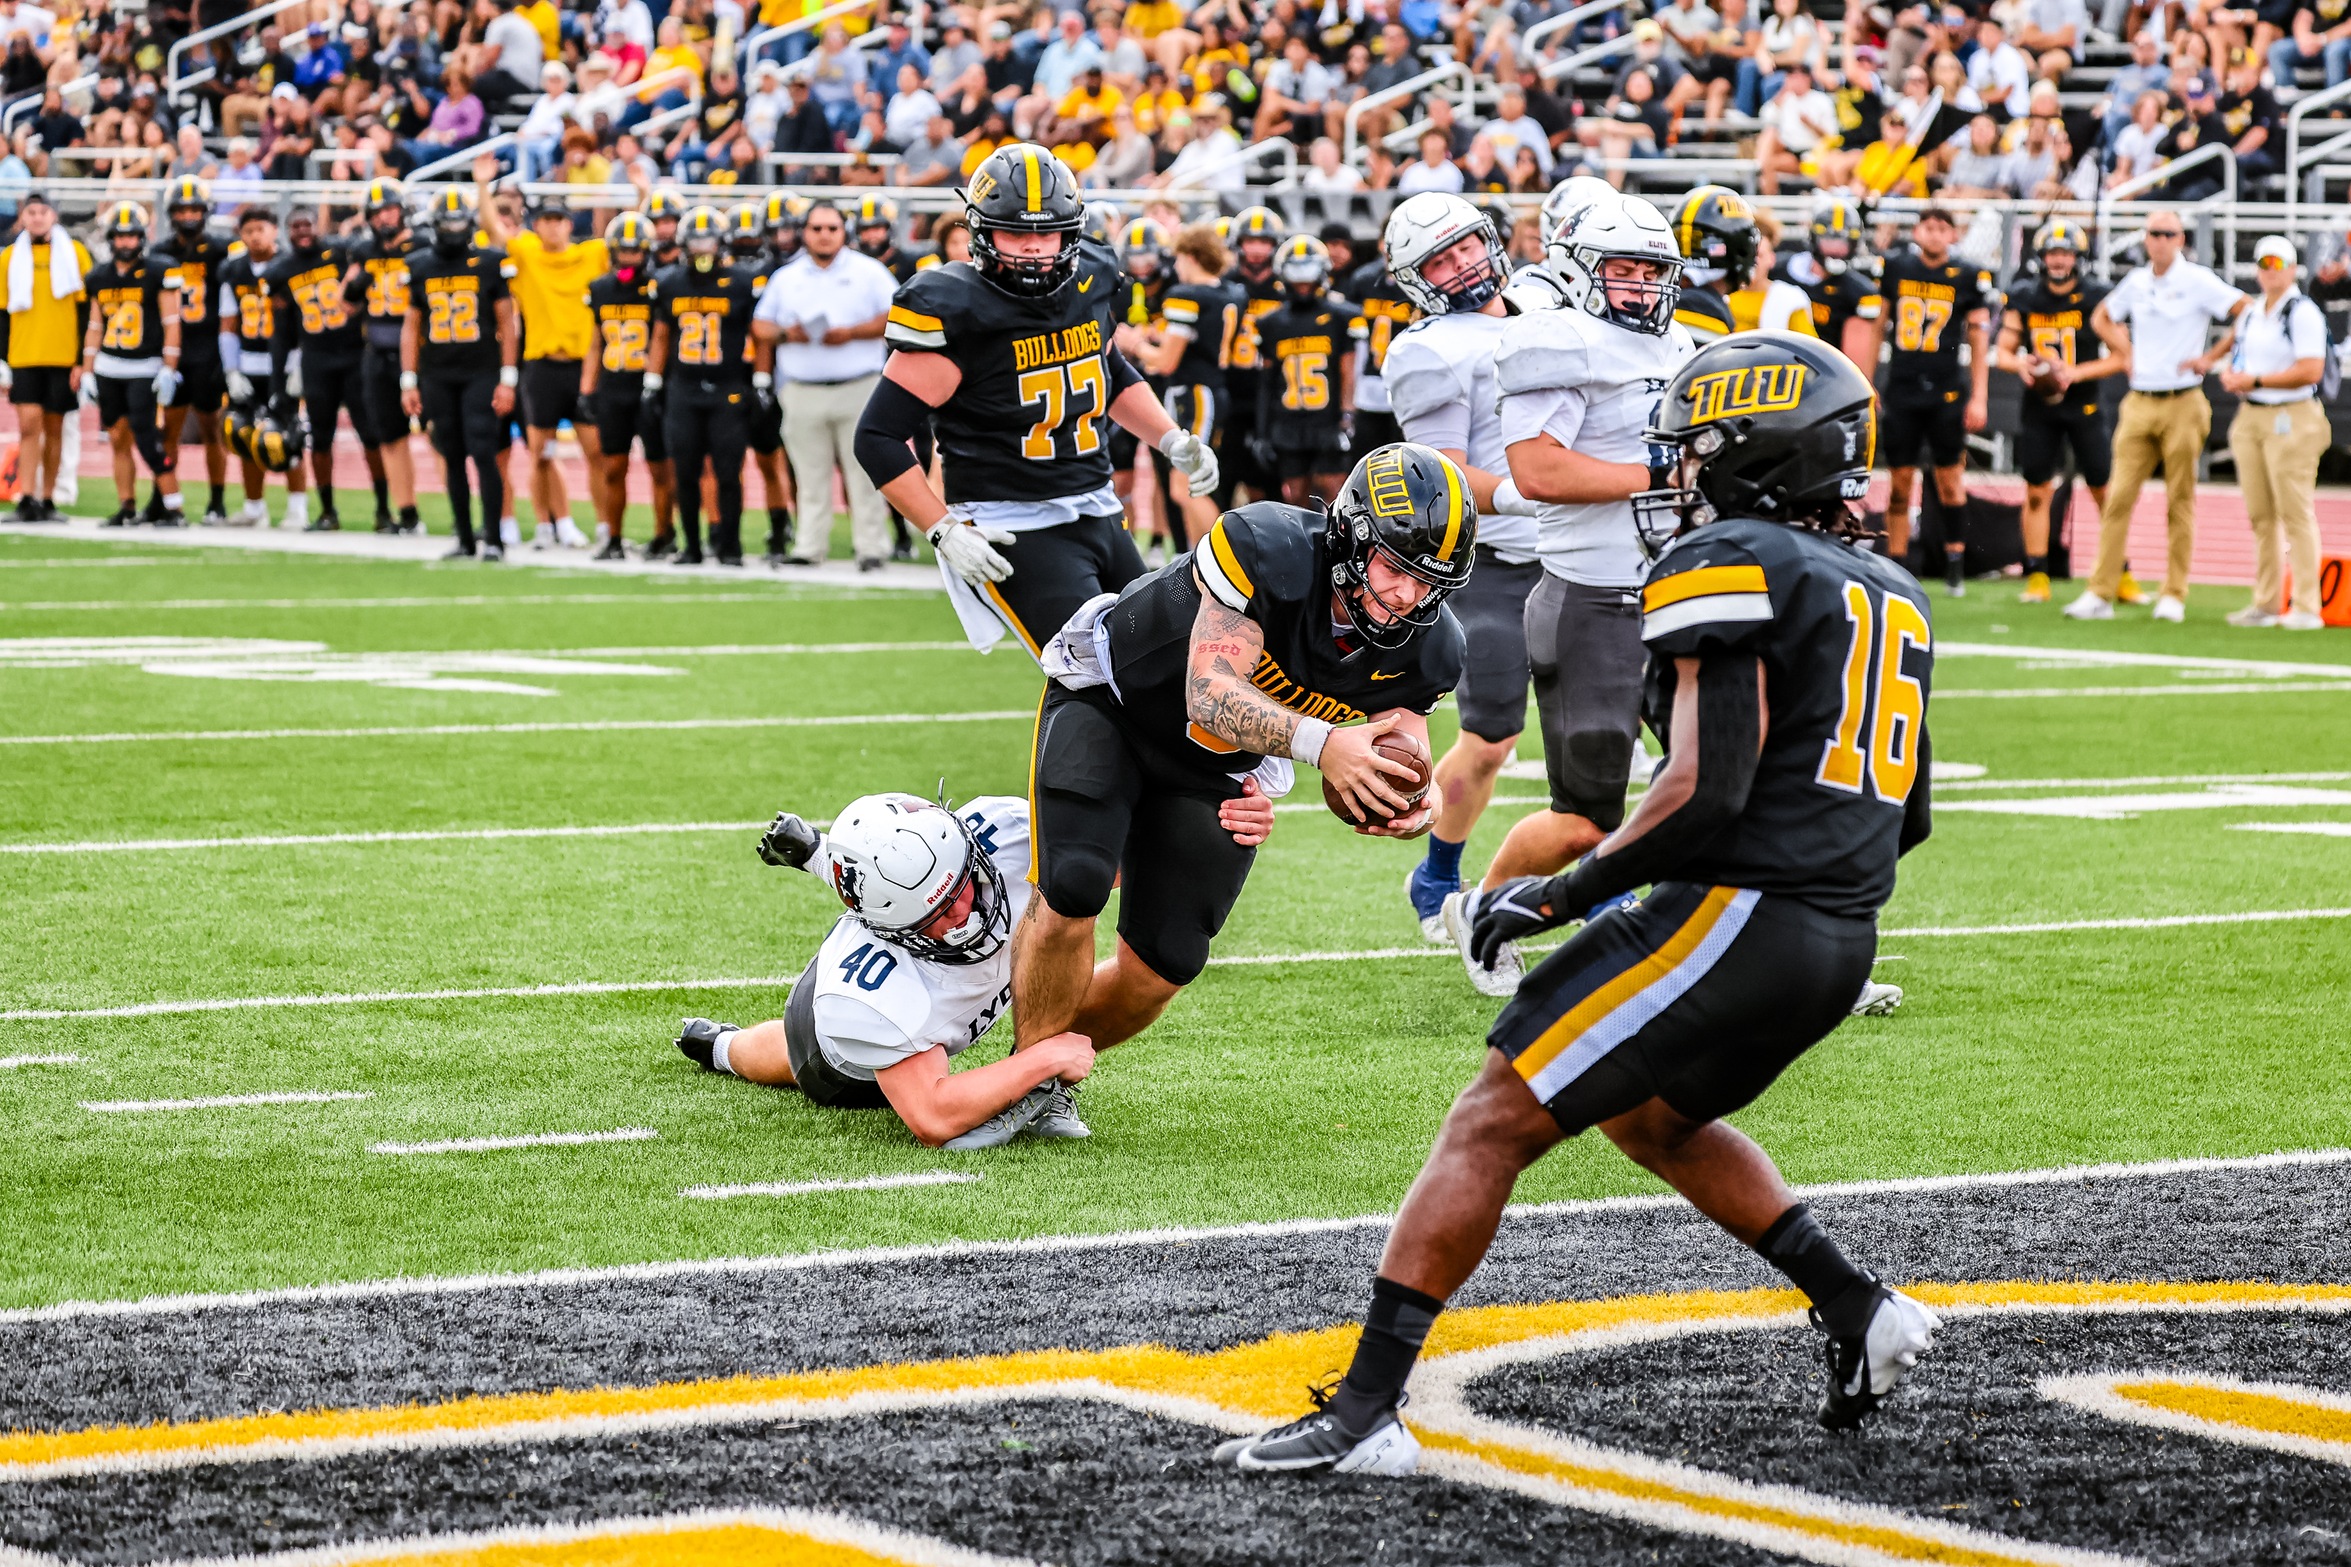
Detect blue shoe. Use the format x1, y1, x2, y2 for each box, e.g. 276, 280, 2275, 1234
1406, 861, 1458, 942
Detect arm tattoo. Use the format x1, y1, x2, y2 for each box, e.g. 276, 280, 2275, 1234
1185, 594, 1301, 755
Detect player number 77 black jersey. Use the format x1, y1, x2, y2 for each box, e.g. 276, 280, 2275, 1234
1638, 516, 1933, 920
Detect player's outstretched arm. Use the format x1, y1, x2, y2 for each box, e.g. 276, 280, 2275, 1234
876, 1035, 1095, 1148
1505, 431, 1654, 504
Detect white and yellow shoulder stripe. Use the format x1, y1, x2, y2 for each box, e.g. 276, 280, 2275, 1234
1641, 563, 1771, 639
1195, 517, 1255, 613
885, 303, 947, 350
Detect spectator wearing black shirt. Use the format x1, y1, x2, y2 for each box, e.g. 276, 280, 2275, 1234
2215, 47, 2281, 183
2158, 77, 2231, 200
31, 87, 81, 151
771, 73, 838, 179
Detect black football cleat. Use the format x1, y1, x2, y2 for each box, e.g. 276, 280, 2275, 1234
103, 507, 135, 528
1816, 1282, 1942, 1430
642, 533, 676, 560
374, 510, 397, 534
593, 537, 626, 561
676, 1018, 739, 1071
673, 547, 704, 566
1213, 1383, 1420, 1476
307, 511, 341, 533
480, 543, 504, 563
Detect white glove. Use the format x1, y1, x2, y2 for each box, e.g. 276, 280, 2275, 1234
79, 371, 99, 406
1159, 426, 1219, 495
928, 514, 1016, 586
0, 360, 13, 391
225, 369, 254, 404
286, 363, 304, 400
153, 366, 180, 403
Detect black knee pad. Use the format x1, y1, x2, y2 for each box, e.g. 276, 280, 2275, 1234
1552, 727, 1634, 831
1035, 814, 1118, 921
1115, 920, 1210, 988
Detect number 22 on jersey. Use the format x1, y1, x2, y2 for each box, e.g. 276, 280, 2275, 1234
1816, 579, 1930, 804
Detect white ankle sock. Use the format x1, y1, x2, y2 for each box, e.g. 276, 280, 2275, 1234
711, 1029, 739, 1076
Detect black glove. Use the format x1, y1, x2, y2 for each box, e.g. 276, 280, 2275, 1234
1246, 433, 1276, 472
757, 811, 821, 869
1470, 875, 1570, 968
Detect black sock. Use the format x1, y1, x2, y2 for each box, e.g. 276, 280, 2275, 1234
400, 504, 419, 526
1328, 1276, 1444, 1433
372, 475, 390, 512
1945, 548, 1966, 589
2025, 553, 2047, 576
1757, 1204, 1874, 1334
209, 483, 225, 510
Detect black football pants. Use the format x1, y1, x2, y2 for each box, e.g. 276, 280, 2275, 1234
419, 372, 505, 546
666, 384, 750, 559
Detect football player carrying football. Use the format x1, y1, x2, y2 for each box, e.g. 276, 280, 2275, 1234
852, 144, 1217, 660
676, 786, 1274, 1149
1217, 335, 1940, 1478
1993, 218, 2117, 604
1009, 442, 1469, 1111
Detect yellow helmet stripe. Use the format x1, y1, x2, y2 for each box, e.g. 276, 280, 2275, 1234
1435, 457, 1464, 563
1023, 146, 1042, 215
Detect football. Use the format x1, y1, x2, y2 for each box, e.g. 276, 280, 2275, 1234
1323, 729, 1433, 827
2023, 356, 2068, 402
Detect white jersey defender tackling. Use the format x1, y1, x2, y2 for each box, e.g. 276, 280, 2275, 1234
676, 789, 1272, 1149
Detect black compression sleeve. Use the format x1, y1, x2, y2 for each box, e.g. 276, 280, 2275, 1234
1106, 343, 1146, 397
1900, 724, 1933, 856
1552, 652, 1761, 912
853, 374, 934, 491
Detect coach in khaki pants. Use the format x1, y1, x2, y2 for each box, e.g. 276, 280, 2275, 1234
752, 202, 897, 569
2071, 212, 2249, 623
2219, 235, 2334, 630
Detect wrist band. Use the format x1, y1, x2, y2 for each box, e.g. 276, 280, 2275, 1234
752, 370, 773, 390
643, 372, 663, 391
499, 366, 519, 388
398, 371, 418, 390
1290, 716, 1333, 768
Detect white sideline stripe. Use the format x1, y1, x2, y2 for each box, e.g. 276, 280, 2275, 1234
9, 907, 2348, 1023
2234, 822, 2351, 838
1936, 682, 2351, 699
1942, 638, 2351, 681
682, 1172, 982, 1200
485, 641, 972, 658
0, 593, 836, 611
3, 1147, 2344, 1325
80, 1091, 374, 1114
0, 821, 771, 855
1943, 770, 2351, 792
0, 556, 179, 569
369, 1127, 658, 1156
0, 1054, 79, 1069
0, 710, 1032, 747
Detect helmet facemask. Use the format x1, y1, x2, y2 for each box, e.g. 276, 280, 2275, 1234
688, 229, 720, 273
970, 222, 1076, 297
1574, 251, 1682, 335
876, 820, 1010, 966
171, 203, 206, 240
1331, 542, 1455, 650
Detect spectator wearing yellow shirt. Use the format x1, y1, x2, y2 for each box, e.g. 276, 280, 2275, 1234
1126, 0, 1183, 38
522, 0, 560, 60
477, 160, 608, 547
0, 192, 92, 520
962, 108, 1012, 177
1048, 66, 1123, 173
1129, 62, 1186, 135
635, 18, 705, 112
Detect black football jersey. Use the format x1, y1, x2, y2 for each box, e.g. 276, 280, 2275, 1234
883, 244, 1132, 505
1880, 248, 1998, 398
1160, 279, 1239, 393
1775, 250, 1882, 345
403, 246, 512, 377
151, 236, 231, 365
219, 250, 278, 360
1222, 267, 1286, 405
1673, 284, 1735, 343
1118, 272, 1171, 387
1638, 516, 1933, 920
343, 230, 418, 350
589, 270, 658, 387
267, 240, 365, 363
1342, 259, 1417, 381
2006, 275, 2113, 416
649, 261, 761, 388
1254, 297, 1366, 446
86, 256, 173, 365
1101, 502, 1465, 782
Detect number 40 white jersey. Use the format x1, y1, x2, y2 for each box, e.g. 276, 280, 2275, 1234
803, 795, 1033, 1083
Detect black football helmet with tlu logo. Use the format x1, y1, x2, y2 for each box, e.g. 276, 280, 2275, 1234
1634, 333, 1878, 557
1326, 441, 1478, 649
1669, 185, 1760, 289
963, 142, 1085, 299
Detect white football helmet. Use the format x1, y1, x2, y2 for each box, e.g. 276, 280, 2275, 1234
1551, 193, 1683, 337
1539, 175, 1622, 261
1382, 191, 1508, 315
808, 794, 1008, 965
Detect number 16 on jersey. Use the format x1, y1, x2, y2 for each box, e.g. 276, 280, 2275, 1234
1816, 578, 1931, 805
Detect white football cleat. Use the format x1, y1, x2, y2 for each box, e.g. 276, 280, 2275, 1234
532, 521, 556, 551
556, 517, 591, 548
2225, 605, 2281, 628
2151, 594, 2186, 623
1817, 1285, 1942, 1430
2281, 610, 2325, 630
1442, 888, 1521, 998
1213, 1392, 1421, 1477
1851, 980, 1904, 1016
2062, 592, 2113, 621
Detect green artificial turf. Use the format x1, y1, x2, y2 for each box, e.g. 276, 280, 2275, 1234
2, 527, 2349, 1308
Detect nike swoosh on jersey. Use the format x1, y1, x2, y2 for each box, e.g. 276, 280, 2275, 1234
1078, 276, 1093, 292
1370, 670, 1402, 680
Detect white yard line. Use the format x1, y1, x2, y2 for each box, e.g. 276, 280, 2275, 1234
0, 1053, 79, 1069
682, 1172, 982, 1200
0, 593, 876, 611
1938, 786, 2351, 819
1941, 770, 2351, 791
1942, 639, 2351, 681
0, 556, 181, 569
0, 822, 770, 855
0, 710, 1031, 747
1935, 682, 2351, 699
8, 906, 2344, 1024
482, 641, 972, 658
80, 1091, 374, 1113
3, 1147, 2343, 1324
2233, 822, 2351, 837
369, 1127, 659, 1156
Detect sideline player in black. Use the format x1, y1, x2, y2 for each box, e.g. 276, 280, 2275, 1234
644, 187, 688, 271
1137, 222, 1239, 549
153, 176, 234, 527
852, 143, 1217, 659
1995, 218, 2118, 604
341, 178, 423, 534
1343, 241, 1416, 454
1010, 441, 1471, 1070
1666, 185, 1756, 342
854, 193, 920, 281
1217, 334, 1941, 1478
399, 190, 517, 560
1109, 217, 1174, 559
583, 211, 672, 561
1871, 205, 1995, 593
1219, 205, 1288, 506
81, 201, 184, 526
1778, 195, 1882, 372
727, 201, 797, 566
268, 207, 372, 532
217, 207, 312, 528
644, 205, 759, 566
1252, 235, 1364, 506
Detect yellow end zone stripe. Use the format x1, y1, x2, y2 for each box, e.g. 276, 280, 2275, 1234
888, 306, 943, 332
1643, 564, 1768, 612
1208, 520, 1255, 601
356, 1522, 924, 1567
2112, 1379, 2351, 1445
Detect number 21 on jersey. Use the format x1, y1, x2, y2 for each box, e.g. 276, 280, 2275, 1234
1816, 579, 1930, 804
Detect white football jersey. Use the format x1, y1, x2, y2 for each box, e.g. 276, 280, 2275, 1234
805, 795, 1032, 1081
1382, 309, 1537, 562
1493, 306, 1693, 589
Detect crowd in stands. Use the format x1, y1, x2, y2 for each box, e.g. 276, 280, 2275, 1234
0, 0, 2342, 223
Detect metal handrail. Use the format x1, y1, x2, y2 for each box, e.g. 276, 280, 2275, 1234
409, 92, 702, 183
2100, 137, 2237, 205
781, 24, 888, 84
5, 71, 103, 134
1518, 0, 1634, 67
166, 0, 342, 104
739, 0, 881, 75
1539, 27, 1637, 85
309, 145, 379, 178
1342, 59, 1473, 166
763, 149, 904, 166
2284, 77, 2351, 213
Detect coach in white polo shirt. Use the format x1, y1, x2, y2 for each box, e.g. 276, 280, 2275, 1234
2219, 235, 2333, 629
752, 202, 897, 570
2072, 210, 2249, 622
